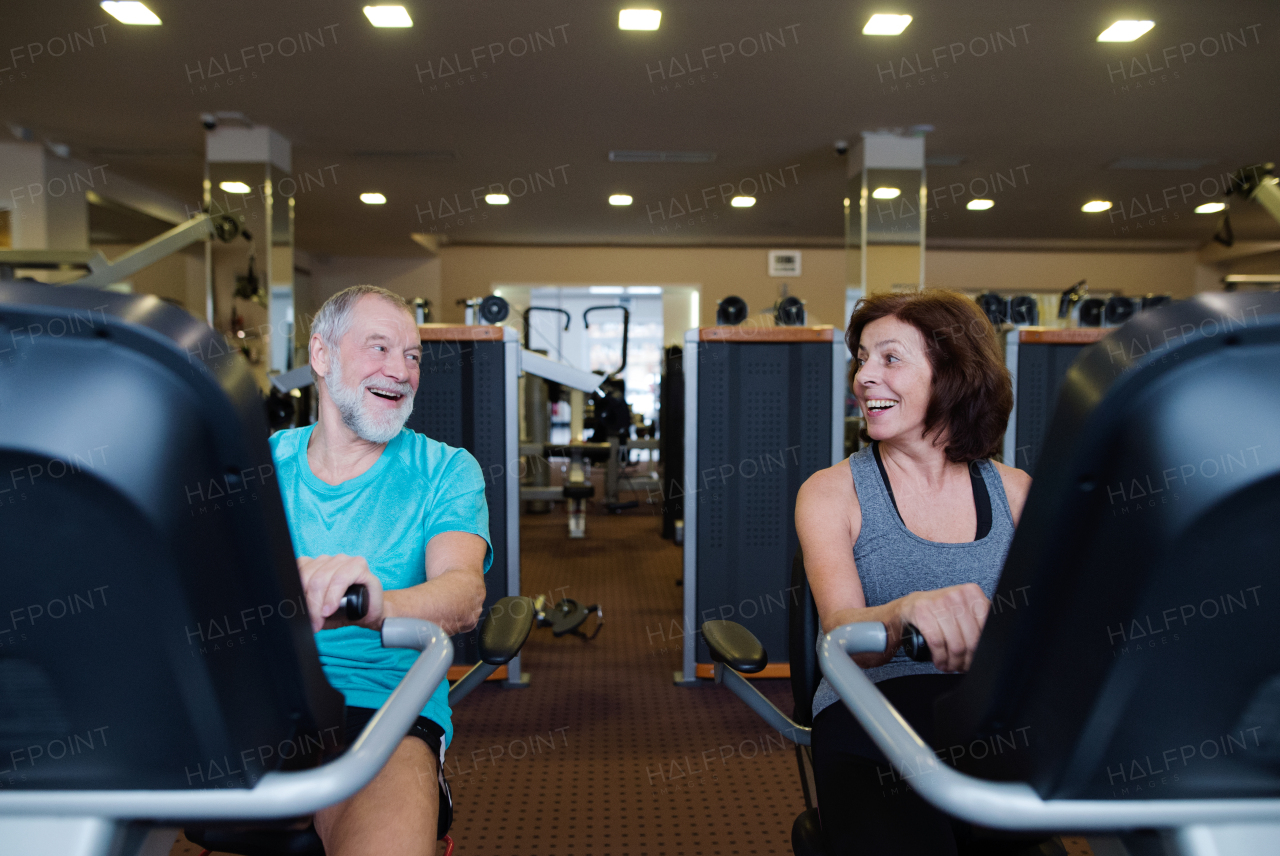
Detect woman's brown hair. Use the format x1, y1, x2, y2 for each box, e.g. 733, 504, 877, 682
846, 290, 1013, 463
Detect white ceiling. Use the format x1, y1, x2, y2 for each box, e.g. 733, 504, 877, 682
7, 0, 1280, 256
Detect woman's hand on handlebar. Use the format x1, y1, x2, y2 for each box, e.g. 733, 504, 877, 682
897, 583, 990, 673
297, 554, 385, 632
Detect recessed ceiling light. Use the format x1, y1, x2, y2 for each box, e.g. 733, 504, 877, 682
1081, 200, 1112, 213
619, 9, 661, 30
609, 194, 633, 206
1097, 20, 1154, 42
967, 199, 994, 210
219, 181, 251, 194
863, 14, 912, 36
589, 286, 625, 294
872, 187, 901, 199
1195, 202, 1226, 214
485, 194, 510, 205
363, 5, 413, 27
628, 286, 663, 294
730, 196, 756, 208
361, 193, 387, 204
100, 2, 161, 25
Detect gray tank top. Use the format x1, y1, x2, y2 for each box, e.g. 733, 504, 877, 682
810, 445, 1016, 720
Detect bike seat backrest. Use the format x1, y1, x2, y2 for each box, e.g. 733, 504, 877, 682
0, 281, 345, 791
936, 292, 1280, 801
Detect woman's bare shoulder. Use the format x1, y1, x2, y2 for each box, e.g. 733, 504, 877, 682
990, 459, 1032, 525
797, 459, 861, 530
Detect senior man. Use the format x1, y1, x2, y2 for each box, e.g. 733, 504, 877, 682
268, 284, 489, 855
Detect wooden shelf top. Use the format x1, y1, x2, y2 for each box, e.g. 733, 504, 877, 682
699, 325, 835, 343
417, 324, 505, 341
1015, 327, 1110, 344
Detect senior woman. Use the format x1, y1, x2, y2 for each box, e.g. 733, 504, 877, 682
796, 290, 1032, 855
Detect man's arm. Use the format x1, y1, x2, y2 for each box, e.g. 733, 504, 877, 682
298, 533, 488, 635
383, 531, 488, 635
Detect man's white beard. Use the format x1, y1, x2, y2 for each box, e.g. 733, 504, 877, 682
325, 353, 414, 444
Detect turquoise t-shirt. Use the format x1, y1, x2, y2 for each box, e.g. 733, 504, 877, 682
268, 425, 493, 748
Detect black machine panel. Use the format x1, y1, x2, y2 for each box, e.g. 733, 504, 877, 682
660, 345, 684, 540
407, 337, 508, 665
695, 341, 832, 667
0, 281, 344, 790
1013, 341, 1090, 474
938, 293, 1280, 801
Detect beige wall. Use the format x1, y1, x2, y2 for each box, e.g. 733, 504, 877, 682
438, 244, 1208, 328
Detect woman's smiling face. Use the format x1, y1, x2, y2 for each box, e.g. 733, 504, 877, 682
854, 314, 934, 443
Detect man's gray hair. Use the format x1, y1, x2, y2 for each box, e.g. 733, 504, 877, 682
310, 285, 413, 382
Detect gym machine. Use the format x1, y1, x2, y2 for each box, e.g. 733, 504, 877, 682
678, 323, 846, 685
0, 280, 535, 856
0, 210, 245, 290
519, 302, 657, 538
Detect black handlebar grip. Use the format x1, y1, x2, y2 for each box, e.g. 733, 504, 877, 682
901, 623, 931, 662
339, 584, 369, 621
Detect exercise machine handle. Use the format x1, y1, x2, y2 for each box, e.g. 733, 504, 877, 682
339, 583, 369, 621
900, 622, 930, 662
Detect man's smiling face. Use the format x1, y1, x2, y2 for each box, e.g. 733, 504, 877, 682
322, 294, 421, 444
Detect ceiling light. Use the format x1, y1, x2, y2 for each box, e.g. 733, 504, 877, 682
967, 199, 994, 210
100, 2, 161, 25
1195, 202, 1226, 214
731, 196, 756, 208
589, 286, 625, 294
363, 5, 413, 27
485, 194, 510, 205
872, 187, 901, 199
609, 194, 633, 206
1097, 20, 1154, 42
863, 14, 912, 36
619, 9, 662, 30
361, 193, 387, 204
219, 181, 251, 194
1081, 200, 1112, 213
628, 286, 663, 294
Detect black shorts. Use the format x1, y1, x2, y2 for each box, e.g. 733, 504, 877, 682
345, 705, 452, 839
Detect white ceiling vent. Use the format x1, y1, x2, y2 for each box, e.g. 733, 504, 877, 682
608, 150, 717, 164
768, 249, 801, 277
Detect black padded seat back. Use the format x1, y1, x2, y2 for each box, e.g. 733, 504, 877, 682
788, 549, 822, 727
0, 281, 345, 790
936, 292, 1280, 801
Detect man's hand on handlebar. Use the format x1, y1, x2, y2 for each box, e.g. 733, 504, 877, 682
298, 555, 385, 632
897, 583, 990, 673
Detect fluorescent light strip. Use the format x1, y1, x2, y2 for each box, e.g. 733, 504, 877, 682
967, 199, 994, 210
619, 9, 662, 30
100, 2, 161, 25
1097, 20, 1154, 42
1195, 202, 1226, 214
364, 6, 413, 27
730, 196, 755, 208
872, 187, 900, 199
609, 194, 633, 206
863, 14, 912, 36
219, 181, 251, 194
360, 193, 387, 204
485, 194, 509, 205
1081, 200, 1112, 213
